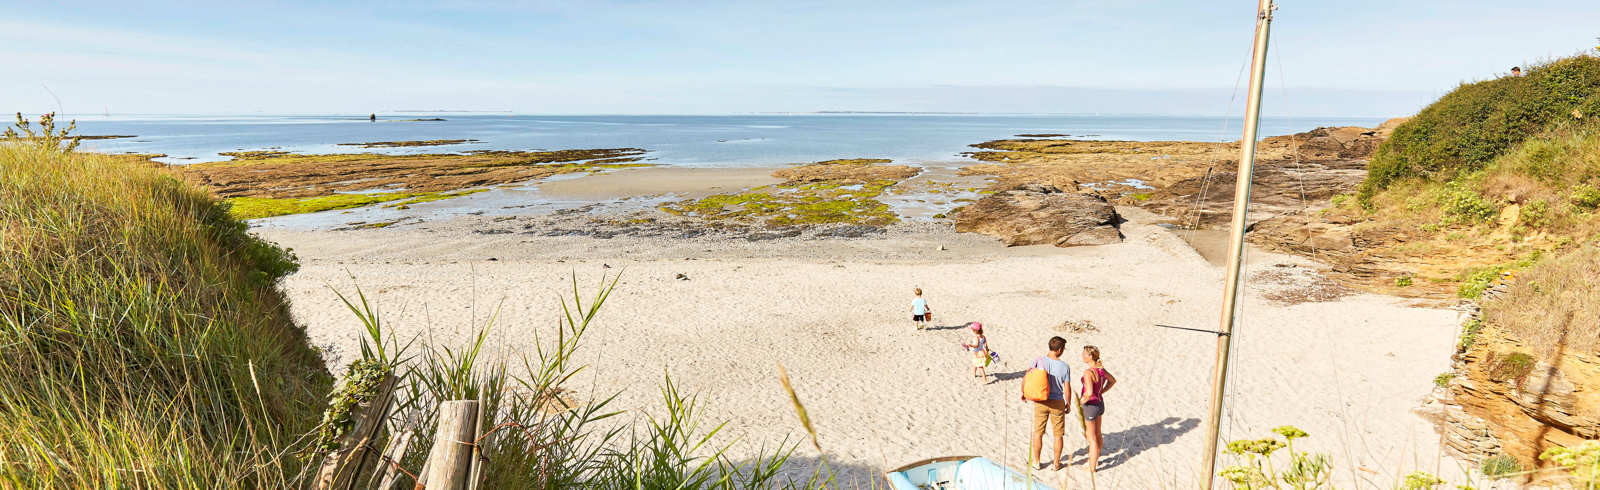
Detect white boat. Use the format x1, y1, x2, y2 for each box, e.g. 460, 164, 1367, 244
884, 456, 1056, 490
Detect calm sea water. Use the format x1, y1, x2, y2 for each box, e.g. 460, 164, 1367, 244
70, 114, 1386, 166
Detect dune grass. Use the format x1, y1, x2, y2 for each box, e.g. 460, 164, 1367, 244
0, 141, 331, 488
327, 278, 823, 490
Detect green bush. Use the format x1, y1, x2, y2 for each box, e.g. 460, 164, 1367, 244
1573, 184, 1600, 209
1434, 372, 1457, 388
1491, 352, 1537, 382
1440, 181, 1501, 224
1540, 440, 1600, 488
1480, 454, 1524, 479
1457, 250, 1542, 298
1520, 199, 1552, 228
1362, 55, 1600, 200
1459, 317, 1486, 351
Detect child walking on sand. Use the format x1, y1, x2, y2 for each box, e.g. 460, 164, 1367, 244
910, 288, 930, 330
961, 322, 991, 381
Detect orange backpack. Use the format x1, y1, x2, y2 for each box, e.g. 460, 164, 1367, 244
1021, 359, 1051, 401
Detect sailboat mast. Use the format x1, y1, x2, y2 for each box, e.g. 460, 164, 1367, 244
1200, 0, 1275, 488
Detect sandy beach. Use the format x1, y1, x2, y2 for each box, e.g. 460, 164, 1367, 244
260, 172, 1472, 488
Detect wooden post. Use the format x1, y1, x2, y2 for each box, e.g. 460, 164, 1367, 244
372, 424, 415, 490
466, 391, 489, 490
1200, 1, 1276, 489
313, 373, 398, 490
424, 400, 479, 490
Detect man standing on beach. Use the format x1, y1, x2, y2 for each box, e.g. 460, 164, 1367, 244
1029, 337, 1073, 471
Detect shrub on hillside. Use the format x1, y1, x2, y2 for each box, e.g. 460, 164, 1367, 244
1363, 55, 1600, 201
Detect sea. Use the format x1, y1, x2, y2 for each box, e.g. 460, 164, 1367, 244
69, 114, 1387, 166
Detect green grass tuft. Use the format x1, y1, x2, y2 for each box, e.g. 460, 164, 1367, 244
0, 142, 331, 487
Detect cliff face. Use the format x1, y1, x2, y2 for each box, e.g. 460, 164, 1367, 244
1445, 322, 1600, 469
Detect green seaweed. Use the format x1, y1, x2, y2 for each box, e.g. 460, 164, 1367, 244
661, 177, 901, 226
228, 189, 487, 219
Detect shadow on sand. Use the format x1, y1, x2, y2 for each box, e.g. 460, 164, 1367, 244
921, 321, 975, 332
1069, 416, 1201, 470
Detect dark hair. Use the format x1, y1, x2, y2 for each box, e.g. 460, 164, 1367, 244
1048, 336, 1066, 352
1512, 66, 1522, 71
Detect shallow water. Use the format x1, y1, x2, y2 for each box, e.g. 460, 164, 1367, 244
71, 113, 1385, 166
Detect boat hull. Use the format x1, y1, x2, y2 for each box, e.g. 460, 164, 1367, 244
883, 456, 1056, 490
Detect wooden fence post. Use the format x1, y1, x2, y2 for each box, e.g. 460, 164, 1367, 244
424, 400, 479, 490
313, 373, 397, 490
372, 421, 415, 490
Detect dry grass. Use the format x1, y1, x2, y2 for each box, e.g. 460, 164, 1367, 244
1483, 243, 1600, 357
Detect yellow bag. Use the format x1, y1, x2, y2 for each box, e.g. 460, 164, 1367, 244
1022, 359, 1050, 401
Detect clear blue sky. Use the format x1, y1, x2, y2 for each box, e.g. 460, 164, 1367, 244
3, 0, 1596, 117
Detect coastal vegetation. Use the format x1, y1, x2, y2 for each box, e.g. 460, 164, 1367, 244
176, 147, 650, 220
661, 159, 918, 226
0, 118, 831, 488
0, 136, 331, 486
229, 189, 489, 219
1326, 53, 1600, 484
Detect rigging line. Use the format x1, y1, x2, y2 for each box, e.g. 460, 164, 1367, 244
1273, 37, 1318, 264
1189, 53, 1254, 243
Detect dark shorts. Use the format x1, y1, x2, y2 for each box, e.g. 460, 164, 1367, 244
913, 314, 926, 321
1082, 401, 1105, 421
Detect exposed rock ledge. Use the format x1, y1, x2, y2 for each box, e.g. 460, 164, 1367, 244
953, 183, 1122, 247
1424, 299, 1600, 475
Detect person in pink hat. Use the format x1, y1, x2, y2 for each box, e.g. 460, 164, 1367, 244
961, 322, 992, 382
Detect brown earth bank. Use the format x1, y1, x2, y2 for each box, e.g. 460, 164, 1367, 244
175, 148, 649, 199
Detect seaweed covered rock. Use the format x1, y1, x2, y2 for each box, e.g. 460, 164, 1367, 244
770, 158, 920, 184
954, 183, 1122, 247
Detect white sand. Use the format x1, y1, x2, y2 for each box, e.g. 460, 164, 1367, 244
264, 207, 1471, 489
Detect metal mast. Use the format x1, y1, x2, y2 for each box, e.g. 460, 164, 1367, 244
1200, 0, 1275, 488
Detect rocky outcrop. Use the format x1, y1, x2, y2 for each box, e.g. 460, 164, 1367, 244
1136, 158, 1369, 229
953, 184, 1122, 247
1256, 118, 1408, 161
1428, 289, 1600, 473
770, 159, 920, 184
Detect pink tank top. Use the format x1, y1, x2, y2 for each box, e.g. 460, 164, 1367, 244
1080, 367, 1108, 404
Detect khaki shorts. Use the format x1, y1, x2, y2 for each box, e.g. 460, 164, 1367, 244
1032, 399, 1067, 437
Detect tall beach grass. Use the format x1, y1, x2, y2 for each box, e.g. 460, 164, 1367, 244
0, 141, 331, 488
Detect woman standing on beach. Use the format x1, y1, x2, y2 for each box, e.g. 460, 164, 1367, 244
1079, 345, 1115, 475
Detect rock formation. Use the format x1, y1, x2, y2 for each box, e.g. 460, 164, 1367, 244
953, 183, 1122, 247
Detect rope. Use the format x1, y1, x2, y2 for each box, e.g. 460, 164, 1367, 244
1274, 37, 1318, 263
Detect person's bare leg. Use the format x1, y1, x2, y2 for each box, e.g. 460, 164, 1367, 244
1086, 418, 1103, 474
1031, 430, 1044, 469
1051, 430, 1064, 471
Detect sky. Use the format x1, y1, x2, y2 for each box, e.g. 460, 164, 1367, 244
2, 0, 1596, 117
